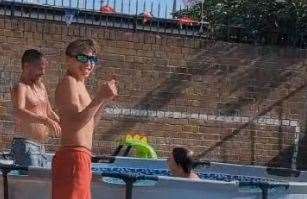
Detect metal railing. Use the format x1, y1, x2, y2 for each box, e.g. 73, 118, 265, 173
1, 0, 305, 47
2, 0, 187, 19
0, 0, 205, 37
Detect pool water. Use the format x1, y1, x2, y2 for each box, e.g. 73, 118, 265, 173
93, 166, 286, 184
1, 157, 307, 199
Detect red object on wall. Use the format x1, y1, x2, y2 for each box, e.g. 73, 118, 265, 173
177, 16, 198, 27
100, 5, 115, 14
141, 11, 153, 24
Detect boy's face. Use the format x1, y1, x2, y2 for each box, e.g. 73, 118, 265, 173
67, 50, 97, 79
23, 57, 48, 81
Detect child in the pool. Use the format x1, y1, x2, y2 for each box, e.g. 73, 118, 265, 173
167, 147, 201, 180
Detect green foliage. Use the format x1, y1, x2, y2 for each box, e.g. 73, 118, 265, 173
174, 0, 307, 47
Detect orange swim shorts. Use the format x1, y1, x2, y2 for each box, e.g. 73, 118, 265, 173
52, 147, 92, 199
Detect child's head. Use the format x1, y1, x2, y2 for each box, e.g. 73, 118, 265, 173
65, 39, 98, 79
21, 49, 48, 81
167, 147, 195, 175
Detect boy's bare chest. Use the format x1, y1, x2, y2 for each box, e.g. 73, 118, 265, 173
78, 86, 92, 108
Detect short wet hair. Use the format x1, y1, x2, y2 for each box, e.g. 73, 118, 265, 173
65, 39, 97, 57
21, 49, 44, 69
172, 147, 195, 174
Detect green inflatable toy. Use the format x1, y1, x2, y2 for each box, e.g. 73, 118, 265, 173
122, 134, 157, 159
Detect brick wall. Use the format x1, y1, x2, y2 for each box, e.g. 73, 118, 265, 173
1, 16, 307, 168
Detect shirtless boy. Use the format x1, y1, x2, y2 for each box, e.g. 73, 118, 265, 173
52, 39, 117, 199
11, 49, 61, 167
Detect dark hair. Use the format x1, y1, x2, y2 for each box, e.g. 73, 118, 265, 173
21, 49, 44, 69
172, 147, 210, 174
172, 147, 196, 174
65, 39, 97, 57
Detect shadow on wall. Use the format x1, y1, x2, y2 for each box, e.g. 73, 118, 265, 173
95, 37, 306, 164
268, 132, 307, 170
